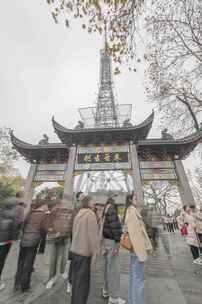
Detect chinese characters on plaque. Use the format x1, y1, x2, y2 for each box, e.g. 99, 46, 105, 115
75, 145, 131, 171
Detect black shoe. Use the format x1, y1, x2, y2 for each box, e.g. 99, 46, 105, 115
21, 286, 30, 293
13, 285, 20, 293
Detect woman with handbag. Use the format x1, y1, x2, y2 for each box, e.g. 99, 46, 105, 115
122, 194, 152, 304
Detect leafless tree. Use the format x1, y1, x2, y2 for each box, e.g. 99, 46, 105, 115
187, 168, 202, 206
146, 0, 202, 135
144, 181, 179, 215
0, 127, 19, 175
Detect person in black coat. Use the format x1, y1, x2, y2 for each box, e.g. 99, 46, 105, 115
103, 198, 122, 243
102, 197, 125, 304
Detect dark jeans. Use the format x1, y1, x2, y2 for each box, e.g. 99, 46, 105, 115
190, 245, 199, 260
0, 243, 12, 277
71, 253, 91, 304
37, 237, 46, 254
15, 245, 38, 291
196, 233, 202, 254
197, 233, 202, 243
68, 259, 73, 284
167, 223, 174, 233
151, 227, 159, 250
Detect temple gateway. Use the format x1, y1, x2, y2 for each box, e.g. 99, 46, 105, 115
11, 44, 202, 209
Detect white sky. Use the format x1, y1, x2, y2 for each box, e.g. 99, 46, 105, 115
0, 1, 199, 177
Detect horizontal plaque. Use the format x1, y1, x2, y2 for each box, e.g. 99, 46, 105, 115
78, 145, 129, 154
37, 164, 67, 171
34, 175, 65, 182
77, 152, 129, 164
75, 162, 131, 171
34, 168, 66, 182
140, 168, 177, 180
140, 161, 174, 169
141, 174, 177, 180
75, 144, 131, 171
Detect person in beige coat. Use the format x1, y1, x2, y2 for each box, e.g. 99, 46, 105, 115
70, 195, 99, 304
124, 194, 152, 304
182, 205, 202, 265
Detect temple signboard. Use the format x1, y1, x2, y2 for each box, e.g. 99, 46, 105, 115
140, 161, 174, 169
75, 145, 131, 171
34, 164, 67, 182
140, 161, 177, 180
140, 168, 177, 180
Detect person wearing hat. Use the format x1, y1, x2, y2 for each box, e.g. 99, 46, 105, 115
0, 193, 25, 291
14, 199, 48, 292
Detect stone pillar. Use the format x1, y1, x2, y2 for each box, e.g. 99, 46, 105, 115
63, 146, 77, 208
174, 160, 195, 206
23, 164, 37, 213
130, 144, 144, 206
75, 173, 84, 193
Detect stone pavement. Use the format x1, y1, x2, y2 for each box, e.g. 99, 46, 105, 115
0, 233, 202, 304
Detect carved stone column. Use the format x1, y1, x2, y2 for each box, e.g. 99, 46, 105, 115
63, 146, 77, 208
23, 164, 37, 213
174, 160, 195, 206
130, 144, 144, 206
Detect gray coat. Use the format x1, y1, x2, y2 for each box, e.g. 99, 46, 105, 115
0, 199, 24, 242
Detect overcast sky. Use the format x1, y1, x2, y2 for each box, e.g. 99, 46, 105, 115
0, 1, 197, 177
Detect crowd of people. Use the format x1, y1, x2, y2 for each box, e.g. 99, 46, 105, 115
164, 215, 179, 233
0, 191, 153, 304
0, 190, 202, 304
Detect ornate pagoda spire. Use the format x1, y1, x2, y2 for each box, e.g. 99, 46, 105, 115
95, 23, 119, 128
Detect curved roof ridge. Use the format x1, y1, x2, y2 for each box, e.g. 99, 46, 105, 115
10, 130, 35, 149
10, 130, 67, 150
52, 110, 154, 133
134, 110, 154, 129
139, 129, 202, 145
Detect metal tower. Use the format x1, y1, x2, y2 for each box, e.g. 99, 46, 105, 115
75, 31, 133, 194
95, 48, 119, 128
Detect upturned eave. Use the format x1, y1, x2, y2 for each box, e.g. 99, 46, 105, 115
52, 111, 154, 145
138, 130, 202, 160
10, 131, 69, 163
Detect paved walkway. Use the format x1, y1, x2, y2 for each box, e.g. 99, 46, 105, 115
0, 233, 202, 304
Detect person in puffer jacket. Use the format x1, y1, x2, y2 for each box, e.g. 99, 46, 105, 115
102, 197, 125, 304
14, 199, 48, 292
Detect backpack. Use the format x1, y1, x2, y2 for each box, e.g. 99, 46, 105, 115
46, 205, 74, 240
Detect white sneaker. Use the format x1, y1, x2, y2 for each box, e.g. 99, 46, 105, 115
62, 272, 68, 280
46, 276, 57, 289
66, 282, 72, 294
193, 258, 202, 265
0, 283, 5, 291
102, 288, 109, 298
108, 297, 126, 304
